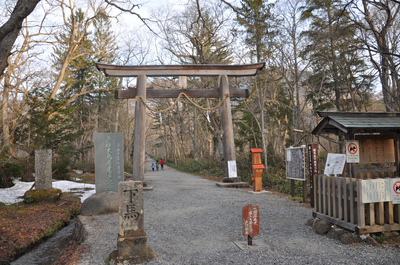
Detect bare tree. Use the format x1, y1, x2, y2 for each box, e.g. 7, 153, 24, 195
0, 0, 41, 77
351, 0, 400, 111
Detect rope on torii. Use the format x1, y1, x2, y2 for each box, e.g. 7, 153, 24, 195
134, 93, 230, 113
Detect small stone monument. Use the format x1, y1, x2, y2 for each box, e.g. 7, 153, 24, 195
110, 181, 154, 263
35, 149, 52, 190
94, 133, 124, 193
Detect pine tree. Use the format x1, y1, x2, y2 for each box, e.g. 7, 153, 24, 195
301, 0, 374, 112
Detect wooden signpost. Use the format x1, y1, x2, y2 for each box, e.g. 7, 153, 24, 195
96, 63, 265, 182
243, 204, 259, 246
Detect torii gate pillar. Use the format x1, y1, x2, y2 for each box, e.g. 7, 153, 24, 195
132, 75, 147, 181
219, 75, 237, 182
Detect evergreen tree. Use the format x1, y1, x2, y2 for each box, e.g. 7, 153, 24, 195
301, 0, 374, 112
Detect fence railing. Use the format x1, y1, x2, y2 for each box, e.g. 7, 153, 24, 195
313, 174, 400, 234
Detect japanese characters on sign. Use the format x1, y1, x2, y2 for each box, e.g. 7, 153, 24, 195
285, 146, 306, 181
118, 181, 144, 237
242, 204, 259, 238
360, 178, 400, 204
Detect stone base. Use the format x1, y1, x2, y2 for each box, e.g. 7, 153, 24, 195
222, 177, 239, 183
215, 182, 249, 188
248, 190, 270, 195
116, 235, 154, 263
109, 247, 155, 265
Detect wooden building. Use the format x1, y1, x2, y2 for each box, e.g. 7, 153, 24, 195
312, 111, 400, 234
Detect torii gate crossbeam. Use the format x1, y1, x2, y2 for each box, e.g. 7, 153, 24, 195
96, 63, 265, 183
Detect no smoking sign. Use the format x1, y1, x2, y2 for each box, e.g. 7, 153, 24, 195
345, 140, 359, 163
393, 181, 400, 195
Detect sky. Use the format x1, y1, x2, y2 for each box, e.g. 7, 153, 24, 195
0, 179, 95, 205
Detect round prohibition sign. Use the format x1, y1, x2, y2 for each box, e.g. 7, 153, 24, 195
347, 143, 358, 154
393, 181, 400, 194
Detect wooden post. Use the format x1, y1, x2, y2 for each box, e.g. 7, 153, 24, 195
219, 74, 237, 182
132, 75, 147, 181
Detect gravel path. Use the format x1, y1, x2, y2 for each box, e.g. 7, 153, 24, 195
76, 159, 399, 265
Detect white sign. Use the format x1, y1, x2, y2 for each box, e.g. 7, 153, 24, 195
324, 153, 346, 176
228, 160, 237, 178
285, 146, 306, 181
345, 140, 360, 163
361, 179, 391, 203
391, 178, 400, 204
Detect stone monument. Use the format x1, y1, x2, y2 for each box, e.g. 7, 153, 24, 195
94, 133, 124, 193
110, 181, 154, 263
35, 149, 52, 190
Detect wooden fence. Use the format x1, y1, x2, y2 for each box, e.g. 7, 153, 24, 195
313, 174, 400, 234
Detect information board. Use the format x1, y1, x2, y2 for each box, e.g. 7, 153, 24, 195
360, 178, 400, 204
228, 160, 237, 178
324, 153, 346, 176
356, 135, 395, 164
243, 204, 259, 238
285, 146, 306, 181
361, 179, 391, 203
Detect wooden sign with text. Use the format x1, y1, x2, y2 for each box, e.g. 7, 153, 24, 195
243, 204, 259, 238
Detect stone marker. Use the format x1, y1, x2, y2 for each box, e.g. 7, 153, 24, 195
35, 149, 52, 190
94, 133, 124, 193
112, 181, 153, 263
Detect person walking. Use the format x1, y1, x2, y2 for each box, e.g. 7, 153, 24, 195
156, 160, 160, 171
151, 162, 155, 171
160, 159, 164, 170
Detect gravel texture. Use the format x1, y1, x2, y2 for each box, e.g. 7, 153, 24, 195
76, 160, 399, 265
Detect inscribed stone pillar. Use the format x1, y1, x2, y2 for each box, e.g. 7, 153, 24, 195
35, 149, 52, 190
117, 181, 148, 262
219, 74, 238, 182
132, 75, 147, 181
94, 133, 124, 193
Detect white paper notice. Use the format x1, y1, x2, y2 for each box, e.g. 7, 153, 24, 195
228, 160, 237, 178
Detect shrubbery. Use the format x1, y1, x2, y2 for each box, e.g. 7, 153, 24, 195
0, 160, 24, 188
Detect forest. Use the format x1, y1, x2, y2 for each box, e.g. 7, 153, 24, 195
0, 0, 399, 190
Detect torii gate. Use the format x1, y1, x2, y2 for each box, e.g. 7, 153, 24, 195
96, 63, 265, 183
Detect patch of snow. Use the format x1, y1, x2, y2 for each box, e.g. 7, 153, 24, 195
0, 179, 95, 205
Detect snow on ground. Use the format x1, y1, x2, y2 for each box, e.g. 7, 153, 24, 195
0, 179, 95, 205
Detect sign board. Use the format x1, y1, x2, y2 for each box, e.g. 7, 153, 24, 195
94, 133, 124, 193
243, 204, 259, 237
359, 178, 400, 204
345, 140, 359, 163
361, 179, 391, 203
285, 146, 306, 181
324, 153, 346, 176
228, 160, 237, 178
308, 143, 319, 208
356, 135, 395, 164
391, 179, 400, 204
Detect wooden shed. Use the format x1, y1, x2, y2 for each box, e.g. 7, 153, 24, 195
312, 111, 400, 234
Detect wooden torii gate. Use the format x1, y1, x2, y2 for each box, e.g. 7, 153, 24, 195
96, 63, 265, 183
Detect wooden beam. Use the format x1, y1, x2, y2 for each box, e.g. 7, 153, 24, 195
132, 75, 147, 181
115, 88, 249, 99
96, 62, 265, 77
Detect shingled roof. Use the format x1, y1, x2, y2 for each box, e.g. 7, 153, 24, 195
312, 111, 400, 135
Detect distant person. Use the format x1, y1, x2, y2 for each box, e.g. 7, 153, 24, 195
156, 160, 160, 171
160, 159, 164, 170
151, 162, 155, 171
